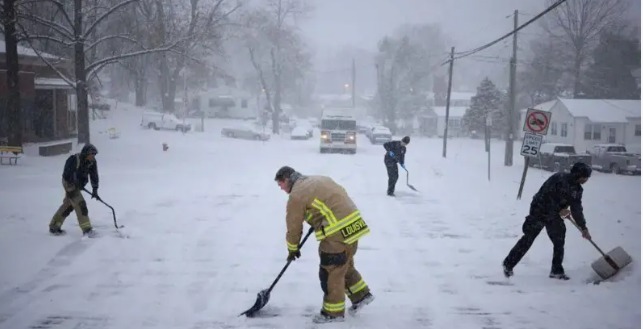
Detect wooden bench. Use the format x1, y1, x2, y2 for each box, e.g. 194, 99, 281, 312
0, 145, 23, 165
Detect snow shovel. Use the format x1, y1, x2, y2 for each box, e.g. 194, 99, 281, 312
83, 188, 124, 229
401, 166, 418, 192
566, 214, 632, 281
240, 227, 314, 317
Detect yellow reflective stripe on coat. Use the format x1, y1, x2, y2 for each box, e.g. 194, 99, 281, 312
286, 241, 299, 251
314, 210, 362, 240
343, 226, 370, 244
322, 301, 345, 313
311, 199, 338, 224
347, 279, 368, 294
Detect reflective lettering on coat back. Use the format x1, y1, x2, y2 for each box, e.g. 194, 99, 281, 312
341, 219, 366, 238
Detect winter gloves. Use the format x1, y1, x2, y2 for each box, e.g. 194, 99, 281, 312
91, 187, 100, 200
287, 250, 301, 261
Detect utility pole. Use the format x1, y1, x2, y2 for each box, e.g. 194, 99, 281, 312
351, 58, 356, 108
505, 9, 518, 166
442, 47, 455, 158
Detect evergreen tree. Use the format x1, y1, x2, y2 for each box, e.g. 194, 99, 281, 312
462, 78, 505, 135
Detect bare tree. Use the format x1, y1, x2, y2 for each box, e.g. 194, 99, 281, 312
1, 0, 22, 146
15, 0, 185, 144
241, 0, 311, 134
152, 0, 240, 113
545, 0, 627, 97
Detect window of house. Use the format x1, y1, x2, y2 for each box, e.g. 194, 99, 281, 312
551, 122, 557, 135
561, 123, 568, 137
241, 99, 248, 108
636, 124, 641, 137
584, 124, 592, 140
593, 124, 601, 140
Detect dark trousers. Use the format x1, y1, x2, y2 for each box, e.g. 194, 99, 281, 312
385, 163, 398, 194
503, 214, 567, 274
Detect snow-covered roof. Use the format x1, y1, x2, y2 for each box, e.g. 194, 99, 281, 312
0, 40, 59, 59
433, 106, 468, 118
34, 77, 72, 89
558, 98, 641, 123
449, 92, 475, 101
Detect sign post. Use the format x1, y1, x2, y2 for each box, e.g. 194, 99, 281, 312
517, 108, 551, 199
486, 115, 492, 181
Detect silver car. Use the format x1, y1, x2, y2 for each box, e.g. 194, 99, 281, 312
221, 124, 270, 141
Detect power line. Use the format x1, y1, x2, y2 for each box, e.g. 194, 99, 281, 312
441, 0, 568, 65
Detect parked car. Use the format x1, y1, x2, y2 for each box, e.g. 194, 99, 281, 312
141, 111, 191, 132
589, 144, 641, 175
290, 126, 311, 140
530, 143, 592, 172
293, 119, 313, 138
221, 123, 270, 141
369, 126, 392, 144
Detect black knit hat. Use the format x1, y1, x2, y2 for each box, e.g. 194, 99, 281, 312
401, 136, 410, 144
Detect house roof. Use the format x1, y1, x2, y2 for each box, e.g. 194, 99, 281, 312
557, 98, 641, 123
34, 77, 72, 89
433, 106, 468, 118
0, 40, 59, 59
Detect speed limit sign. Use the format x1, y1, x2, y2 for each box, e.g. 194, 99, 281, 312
520, 133, 543, 158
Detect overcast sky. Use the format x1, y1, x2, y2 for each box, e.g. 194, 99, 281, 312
301, 0, 641, 52
298, 0, 641, 93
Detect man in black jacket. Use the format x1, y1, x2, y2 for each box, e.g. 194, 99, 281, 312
502, 162, 593, 280
49, 144, 100, 237
383, 136, 410, 196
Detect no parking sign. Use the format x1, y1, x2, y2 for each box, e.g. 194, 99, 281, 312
522, 108, 552, 135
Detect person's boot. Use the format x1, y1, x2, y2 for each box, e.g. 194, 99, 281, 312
311, 311, 345, 324
49, 226, 66, 236
349, 292, 375, 315
82, 228, 98, 238
502, 263, 514, 278
549, 272, 570, 280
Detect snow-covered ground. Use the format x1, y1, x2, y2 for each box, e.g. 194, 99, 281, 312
0, 101, 640, 329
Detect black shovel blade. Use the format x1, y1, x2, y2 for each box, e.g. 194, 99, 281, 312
239, 289, 270, 317
407, 184, 418, 192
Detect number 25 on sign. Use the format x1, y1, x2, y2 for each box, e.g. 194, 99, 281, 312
520, 133, 543, 157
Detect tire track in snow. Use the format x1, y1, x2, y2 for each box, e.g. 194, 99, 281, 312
0, 238, 95, 327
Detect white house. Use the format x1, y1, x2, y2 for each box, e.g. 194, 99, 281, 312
190, 86, 258, 119
518, 98, 641, 153
418, 91, 475, 137
433, 106, 468, 137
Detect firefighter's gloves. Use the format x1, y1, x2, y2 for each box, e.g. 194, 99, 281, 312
287, 250, 301, 261
91, 187, 100, 200
581, 228, 592, 240
400, 163, 406, 170
559, 208, 571, 219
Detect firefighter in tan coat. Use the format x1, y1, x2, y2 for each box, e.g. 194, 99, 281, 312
274, 166, 374, 324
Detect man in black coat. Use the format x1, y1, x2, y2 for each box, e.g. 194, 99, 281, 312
383, 136, 410, 196
502, 162, 593, 280
49, 144, 101, 237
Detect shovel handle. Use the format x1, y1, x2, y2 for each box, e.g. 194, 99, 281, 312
564, 214, 609, 258
266, 227, 314, 293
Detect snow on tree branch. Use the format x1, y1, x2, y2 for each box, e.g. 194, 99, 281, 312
83, 0, 139, 40
18, 34, 74, 47
17, 11, 74, 40
86, 34, 141, 53
15, 20, 75, 87
85, 38, 186, 77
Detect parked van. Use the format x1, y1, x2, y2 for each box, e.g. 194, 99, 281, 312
140, 111, 191, 132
